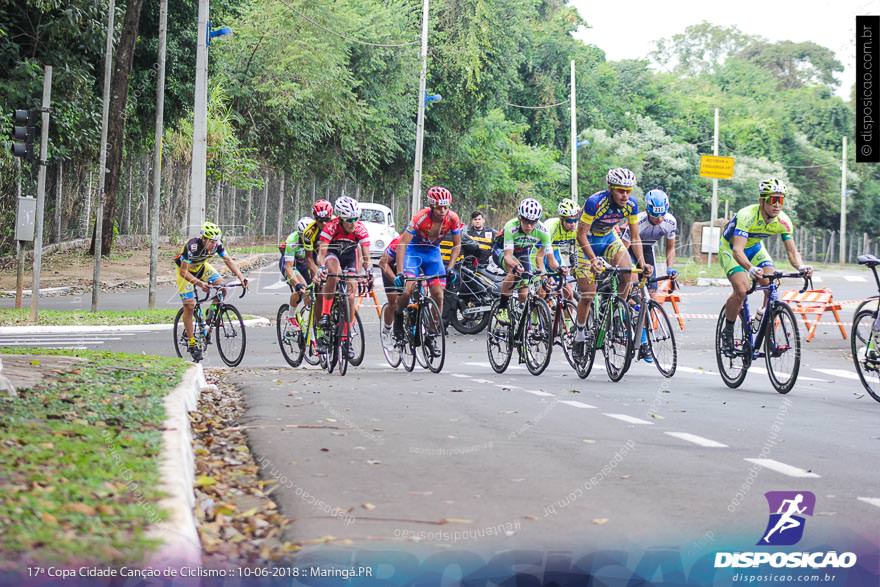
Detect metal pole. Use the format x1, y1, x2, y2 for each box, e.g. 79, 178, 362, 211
276, 172, 286, 244
570, 60, 577, 201
189, 0, 209, 232
148, 0, 168, 310
410, 0, 430, 217
15, 158, 24, 309
839, 136, 847, 268
708, 107, 719, 268
91, 0, 115, 312
30, 66, 53, 322
54, 160, 63, 242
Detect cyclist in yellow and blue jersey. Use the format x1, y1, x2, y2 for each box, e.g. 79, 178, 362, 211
543, 198, 580, 299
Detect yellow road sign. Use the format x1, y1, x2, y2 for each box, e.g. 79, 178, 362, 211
699, 155, 735, 179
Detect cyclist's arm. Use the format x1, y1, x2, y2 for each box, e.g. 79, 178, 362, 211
730, 235, 753, 269
178, 260, 206, 289
446, 233, 461, 273
665, 237, 676, 269
379, 251, 395, 281
629, 222, 648, 268
284, 258, 297, 283
576, 219, 596, 260
783, 238, 807, 271
360, 241, 372, 273
222, 256, 247, 284
316, 241, 329, 268
395, 231, 413, 275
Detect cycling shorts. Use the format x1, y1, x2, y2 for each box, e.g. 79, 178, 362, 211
403, 244, 446, 287
177, 262, 222, 301
575, 233, 626, 282
719, 240, 774, 277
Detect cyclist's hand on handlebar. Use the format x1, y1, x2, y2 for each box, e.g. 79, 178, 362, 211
643, 263, 654, 276
590, 257, 604, 274
317, 265, 328, 281
513, 263, 524, 275
394, 273, 405, 288
748, 266, 764, 280
559, 266, 570, 277
240, 277, 249, 289
666, 267, 678, 278
798, 265, 813, 278
198, 280, 211, 293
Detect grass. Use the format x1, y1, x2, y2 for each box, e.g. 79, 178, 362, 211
0, 308, 180, 327
0, 348, 188, 563
232, 244, 281, 255
668, 258, 868, 284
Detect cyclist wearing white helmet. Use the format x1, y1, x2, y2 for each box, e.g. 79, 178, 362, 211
279, 216, 315, 324
175, 221, 249, 361
574, 168, 651, 345
718, 177, 812, 354
494, 197, 567, 323
315, 196, 373, 340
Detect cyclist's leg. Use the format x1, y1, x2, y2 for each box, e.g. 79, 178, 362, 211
321, 255, 342, 324
517, 253, 533, 303
750, 245, 775, 308
177, 270, 198, 341
339, 248, 359, 336
498, 255, 518, 312
607, 237, 633, 298
720, 241, 751, 323
574, 236, 606, 326
420, 246, 446, 313
381, 271, 401, 329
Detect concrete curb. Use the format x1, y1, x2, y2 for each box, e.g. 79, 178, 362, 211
146, 363, 212, 569
0, 316, 270, 335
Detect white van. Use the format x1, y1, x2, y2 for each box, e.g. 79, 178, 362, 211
359, 203, 398, 258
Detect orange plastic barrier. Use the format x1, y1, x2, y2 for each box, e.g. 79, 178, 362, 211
354, 287, 382, 319
781, 288, 847, 342
653, 280, 685, 330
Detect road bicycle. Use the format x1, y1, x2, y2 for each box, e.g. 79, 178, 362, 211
173, 282, 247, 366
386, 275, 446, 373
543, 270, 578, 370
851, 254, 880, 403
315, 272, 369, 376
486, 271, 553, 376
715, 270, 810, 393
623, 273, 678, 378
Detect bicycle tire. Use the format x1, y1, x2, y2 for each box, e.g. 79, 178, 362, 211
401, 309, 417, 372
604, 297, 633, 382
301, 304, 321, 366
379, 303, 402, 368
419, 297, 446, 373
486, 300, 513, 374
647, 300, 677, 378
851, 308, 880, 403
556, 300, 578, 370
765, 302, 800, 394
276, 304, 305, 368
571, 305, 597, 379
715, 308, 751, 388
173, 307, 187, 359
451, 298, 493, 334
335, 297, 351, 376
524, 297, 553, 376
215, 304, 247, 367
348, 311, 366, 367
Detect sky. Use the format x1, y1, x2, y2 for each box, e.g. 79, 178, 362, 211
571, 0, 879, 99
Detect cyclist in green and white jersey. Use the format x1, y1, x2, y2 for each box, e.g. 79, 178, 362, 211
543, 198, 580, 299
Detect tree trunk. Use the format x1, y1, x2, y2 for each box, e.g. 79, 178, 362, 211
276, 172, 286, 244
245, 187, 252, 235
91, 0, 146, 254
54, 161, 63, 243
124, 162, 132, 234
261, 172, 269, 236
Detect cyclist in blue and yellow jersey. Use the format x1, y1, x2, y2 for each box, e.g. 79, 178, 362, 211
719, 177, 812, 353
175, 221, 249, 361
574, 168, 652, 344
543, 198, 580, 299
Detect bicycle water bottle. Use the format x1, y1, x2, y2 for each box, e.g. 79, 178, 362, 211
751, 308, 764, 333
206, 302, 217, 323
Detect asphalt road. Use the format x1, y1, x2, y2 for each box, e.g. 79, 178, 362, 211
6, 264, 879, 563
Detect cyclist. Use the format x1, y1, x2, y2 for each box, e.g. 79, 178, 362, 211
719, 177, 812, 352
379, 234, 403, 344
302, 199, 334, 279
175, 221, 249, 361
315, 197, 372, 347
393, 186, 462, 339
574, 168, 651, 345
497, 198, 567, 323
280, 216, 314, 326
543, 198, 580, 299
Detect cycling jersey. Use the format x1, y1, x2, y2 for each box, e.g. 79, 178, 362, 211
721, 204, 793, 248
283, 230, 307, 262
319, 218, 371, 248
621, 212, 677, 246
407, 208, 462, 245
580, 190, 639, 236
544, 217, 577, 266
501, 218, 553, 256
302, 221, 324, 253
384, 235, 401, 262
176, 237, 228, 276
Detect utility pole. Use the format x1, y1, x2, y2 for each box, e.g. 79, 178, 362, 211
30, 66, 53, 322
148, 0, 168, 309
839, 135, 847, 268
91, 0, 116, 312
189, 0, 210, 232
410, 0, 430, 217
570, 60, 577, 201
708, 108, 719, 268
15, 159, 24, 309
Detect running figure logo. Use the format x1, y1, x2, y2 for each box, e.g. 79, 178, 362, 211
758, 491, 816, 546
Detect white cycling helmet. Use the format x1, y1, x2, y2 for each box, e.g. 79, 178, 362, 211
606, 167, 637, 188
758, 177, 787, 196
296, 216, 313, 232
334, 196, 361, 219
518, 198, 543, 222
557, 198, 579, 217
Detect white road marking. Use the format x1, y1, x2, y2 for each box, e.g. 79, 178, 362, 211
0, 339, 108, 345
264, 280, 290, 290
747, 366, 827, 382
472, 378, 495, 384
677, 366, 718, 376
743, 458, 820, 478
665, 432, 728, 448
603, 413, 654, 425
450, 373, 472, 379
465, 361, 524, 370
844, 275, 867, 282
856, 497, 880, 509
559, 400, 597, 409
812, 368, 862, 381
523, 389, 554, 397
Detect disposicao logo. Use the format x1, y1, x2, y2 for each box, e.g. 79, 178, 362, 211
758, 490, 815, 546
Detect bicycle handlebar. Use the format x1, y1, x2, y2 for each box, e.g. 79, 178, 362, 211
195, 281, 247, 303
746, 271, 812, 295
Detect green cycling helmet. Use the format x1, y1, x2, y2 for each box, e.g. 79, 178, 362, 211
557, 198, 580, 217
201, 221, 222, 240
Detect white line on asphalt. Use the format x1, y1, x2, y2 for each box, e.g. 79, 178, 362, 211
472, 378, 495, 384
450, 374, 471, 379
811, 368, 862, 381
856, 497, 880, 509
465, 361, 524, 370
743, 458, 820, 478
747, 366, 827, 382
0, 336, 124, 342
559, 400, 597, 409
263, 280, 290, 290
0, 332, 138, 338
665, 432, 728, 448
677, 366, 718, 376
603, 413, 654, 425
522, 389, 554, 397
0, 340, 105, 346
844, 275, 867, 282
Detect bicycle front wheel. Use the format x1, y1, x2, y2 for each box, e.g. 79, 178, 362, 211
301, 304, 321, 366
765, 302, 800, 394
486, 301, 513, 374
335, 299, 351, 376
419, 298, 446, 373
852, 307, 880, 402
348, 311, 366, 367
215, 304, 247, 367
603, 298, 633, 382
380, 303, 402, 368
647, 300, 677, 378
524, 298, 553, 376
401, 309, 417, 372
276, 304, 305, 367
556, 300, 578, 370
173, 307, 187, 359
715, 308, 751, 388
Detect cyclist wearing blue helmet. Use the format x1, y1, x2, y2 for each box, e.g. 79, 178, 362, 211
621, 188, 678, 291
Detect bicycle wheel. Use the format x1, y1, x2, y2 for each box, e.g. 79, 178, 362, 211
604, 297, 633, 382
335, 298, 351, 376
852, 307, 880, 402
556, 300, 579, 370
451, 297, 493, 334
764, 302, 800, 394
173, 307, 187, 359
400, 309, 417, 372
348, 311, 366, 367
301, 304, 321, 366
276, 304, 305, 367
571, 306, 597, 379
715, 308, 751, 388
419, 298, 446, 373
647, 300, 677, 378
215, 304, 247, 367
524, 298, 553, 376
379, 303, 401, 368
486, 301, 513, 373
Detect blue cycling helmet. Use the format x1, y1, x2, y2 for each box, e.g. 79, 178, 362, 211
645, 189, 669, 217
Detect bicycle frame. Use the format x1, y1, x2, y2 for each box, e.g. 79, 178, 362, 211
740, 273, 810, 361
630, 274, 675, 345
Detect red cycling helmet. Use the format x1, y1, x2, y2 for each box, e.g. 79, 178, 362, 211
312, 199, 333, 219
426, 186, 452, 206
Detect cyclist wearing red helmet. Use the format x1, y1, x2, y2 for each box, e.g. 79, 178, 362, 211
301, 199, 335, 281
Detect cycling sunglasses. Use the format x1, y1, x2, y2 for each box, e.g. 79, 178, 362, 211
563, 217, 579, 224
341, 217, 360, 223
610, 185, 633, 194
762, 195, 785, 206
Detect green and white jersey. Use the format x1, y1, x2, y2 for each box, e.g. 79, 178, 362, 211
283, 231, 307, 261
502, 217, 553, 256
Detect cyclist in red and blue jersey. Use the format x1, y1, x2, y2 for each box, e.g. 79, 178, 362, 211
379, 234, 403, 344
393, 186, 462, 338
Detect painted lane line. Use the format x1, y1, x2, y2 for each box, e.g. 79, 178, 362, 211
559, 400, 597, 409
743, 458, 820, 478
450, 373, 472, 379
856, 497, 880, 509
677, 366, 719, 376
603, 413, 654, 425
0, 339, 107, 345
465, 361, 525, 370
472, 378, 495, 384
844, 275, 867, 282
812, 368, 862, 381
747, 366, 827, 382
665, 432, 728, 448
523, 389, 554, 397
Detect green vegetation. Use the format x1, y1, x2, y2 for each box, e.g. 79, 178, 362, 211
0, 308, 179, 326
0, 348, 188, 562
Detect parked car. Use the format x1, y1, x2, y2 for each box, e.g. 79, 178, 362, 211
359, 203, 398, 259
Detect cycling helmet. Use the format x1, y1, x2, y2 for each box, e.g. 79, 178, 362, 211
645, 189, 669, 216
296, 216, 313, 232
759, 177, 787, 196
606, 167, 637, 188
557, 198, 580, 218
312, 199, 333, 219
200, 221, 222, 240
426, 186, 453, 206
334, 196, 361, 218
518, 198, 543, 222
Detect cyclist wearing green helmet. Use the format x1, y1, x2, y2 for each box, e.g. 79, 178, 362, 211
175, 221, 249, 361
542, 198, 580, 299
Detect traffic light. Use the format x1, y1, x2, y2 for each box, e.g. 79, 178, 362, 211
11, 109, 37, 161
